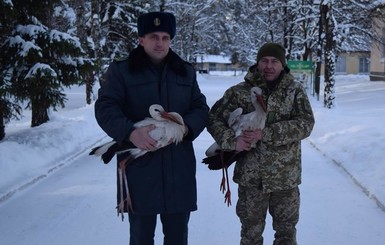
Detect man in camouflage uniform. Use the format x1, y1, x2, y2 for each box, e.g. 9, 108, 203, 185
207, 43, 315, 245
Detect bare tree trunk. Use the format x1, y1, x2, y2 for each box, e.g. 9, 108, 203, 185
323, 1, 336, 108
301, 14, 311, 61
302, 46, 311, 61
91, 0, 103, 87
74, 0, 94, 104
159, 0, 166, 12
283, 0, 295, 59
314, 2, 326, 101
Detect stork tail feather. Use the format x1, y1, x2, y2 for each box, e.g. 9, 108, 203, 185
89, 141, 116, 156
101, 144, 120, 164
202, 150, 240, 170
202, 155, 223, 170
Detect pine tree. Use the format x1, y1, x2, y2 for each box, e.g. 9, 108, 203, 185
0, 0, 22, 140
0, 0, 91, 127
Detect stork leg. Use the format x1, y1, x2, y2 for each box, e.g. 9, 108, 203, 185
116, 159, 134, 221
219, 152, 239, 206
224, 167, 232, 206
117, 161, 125, 220
219, 151, 232, 206
122, 161, 134, 213
219, 152, 226, 193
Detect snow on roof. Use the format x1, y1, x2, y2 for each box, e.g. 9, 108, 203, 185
197, 55, 231, 64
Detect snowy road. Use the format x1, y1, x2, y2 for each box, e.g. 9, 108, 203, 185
1, 136, 385, 245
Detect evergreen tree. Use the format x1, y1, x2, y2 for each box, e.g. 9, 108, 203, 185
0, 0, 22, 140
0, 0, 91, 127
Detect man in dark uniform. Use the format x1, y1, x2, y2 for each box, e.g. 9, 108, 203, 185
95, 11, 209, 245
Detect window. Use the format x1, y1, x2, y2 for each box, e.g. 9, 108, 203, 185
209, 63, 216, 71
336, 56, 346, 73
359, 57, 370, 73
382, 28, 385, 58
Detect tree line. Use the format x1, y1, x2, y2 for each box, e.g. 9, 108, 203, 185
1, 0, 384, 140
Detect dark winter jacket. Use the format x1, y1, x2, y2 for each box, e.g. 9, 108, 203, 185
207, 64, 314, 192
95, 45, 209, 215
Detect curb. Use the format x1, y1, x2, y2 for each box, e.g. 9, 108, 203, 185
308, 139, 385, 213
0, 136, 107, 204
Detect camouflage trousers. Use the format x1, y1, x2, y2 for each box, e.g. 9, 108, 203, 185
236, 185, 300, 245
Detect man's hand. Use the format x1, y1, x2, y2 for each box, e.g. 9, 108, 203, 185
129, 125, 157, 151
235, 129, 263, 152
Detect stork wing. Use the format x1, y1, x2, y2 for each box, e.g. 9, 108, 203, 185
228, 108, 243, 128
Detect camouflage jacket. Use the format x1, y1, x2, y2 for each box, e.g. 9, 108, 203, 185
207, 65, 315, 192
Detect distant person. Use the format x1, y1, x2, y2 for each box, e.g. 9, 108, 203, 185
207, 42, 315, 245
94, 11, 209, 245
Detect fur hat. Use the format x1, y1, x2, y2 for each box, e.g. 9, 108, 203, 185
137, 12, 176, 39
257, 43, 286, 66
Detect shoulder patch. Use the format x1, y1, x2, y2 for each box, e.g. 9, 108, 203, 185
114, 56, 129, 62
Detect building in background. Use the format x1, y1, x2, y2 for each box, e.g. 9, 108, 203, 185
370, 5, 385, 81
336, 51, 370, 75
197, 54, 239, 74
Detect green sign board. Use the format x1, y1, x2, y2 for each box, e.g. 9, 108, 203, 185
287, 61, 314, 70
287, 61, 314, 90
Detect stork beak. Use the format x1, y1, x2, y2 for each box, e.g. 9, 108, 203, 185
257, 95, 267, 112
161, 111, 184, 125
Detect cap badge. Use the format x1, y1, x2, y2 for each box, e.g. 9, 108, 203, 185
154, 18, 161, 26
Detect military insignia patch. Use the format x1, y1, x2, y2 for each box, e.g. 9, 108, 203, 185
114, 56, 129, 62
154, 17, 161, 26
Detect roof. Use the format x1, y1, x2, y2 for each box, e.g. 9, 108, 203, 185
197, 55, 231, 64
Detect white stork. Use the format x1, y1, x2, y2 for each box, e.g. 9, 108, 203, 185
203, 86, 267, 206
90, 104, 186, 219
90, 104, 186, 164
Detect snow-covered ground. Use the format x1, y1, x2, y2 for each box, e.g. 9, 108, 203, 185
0, 72, 385, 244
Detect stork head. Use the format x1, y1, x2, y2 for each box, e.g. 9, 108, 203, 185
251, 86, 262, 96
250, 87, 267, 112
149, 104, 165, 119
149, 104, 184, 125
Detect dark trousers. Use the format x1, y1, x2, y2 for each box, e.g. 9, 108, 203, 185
128, 212, 190, 245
